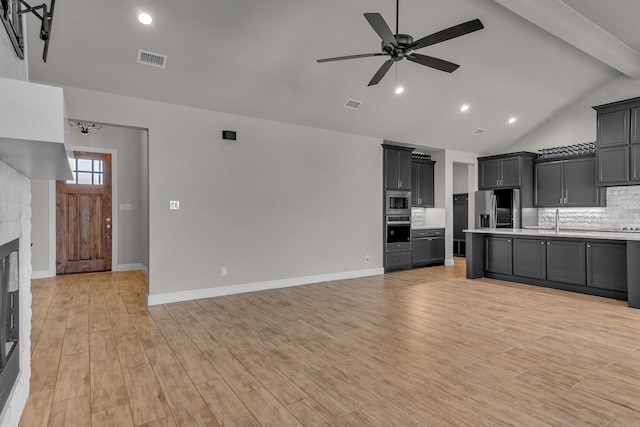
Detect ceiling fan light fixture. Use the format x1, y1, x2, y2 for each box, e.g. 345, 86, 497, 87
137, 12, 153, 25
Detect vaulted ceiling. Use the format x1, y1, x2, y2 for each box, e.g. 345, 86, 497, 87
24, 0, 638, 154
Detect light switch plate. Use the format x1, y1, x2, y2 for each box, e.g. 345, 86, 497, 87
169, 200, 180, 210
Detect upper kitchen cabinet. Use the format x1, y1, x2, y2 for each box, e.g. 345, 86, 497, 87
478, 152, 536, 190
411, 158, 435, 207
534, 156, 605, 208
383, 144, 413, 190
593, 97, 640, 186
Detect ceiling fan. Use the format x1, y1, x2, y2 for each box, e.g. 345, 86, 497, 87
317, 0, 484, 86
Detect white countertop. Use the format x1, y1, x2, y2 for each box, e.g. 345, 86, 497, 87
411, 226, 446, 230
464, 228, 640, 241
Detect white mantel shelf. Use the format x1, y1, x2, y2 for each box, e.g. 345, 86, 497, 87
0, 77, 73, 180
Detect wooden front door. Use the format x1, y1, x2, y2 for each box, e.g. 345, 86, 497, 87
56, 151, 112, 274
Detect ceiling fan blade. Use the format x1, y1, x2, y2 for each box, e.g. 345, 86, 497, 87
407, 53, 460, 73
317, 53, 385, 63
409, 19, 484, 50
364, 13, 397, 47
368, 59, 394, 86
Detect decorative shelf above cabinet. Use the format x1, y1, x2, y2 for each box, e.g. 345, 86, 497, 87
0, 77, 73, 180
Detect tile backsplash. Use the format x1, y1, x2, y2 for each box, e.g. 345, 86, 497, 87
539, 186, 640, 229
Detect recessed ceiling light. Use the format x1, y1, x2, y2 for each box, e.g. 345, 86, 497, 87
395, 86, 404, 95
137, 12, 153, 25
460, 104, 470, 112
508, 117, 518, 124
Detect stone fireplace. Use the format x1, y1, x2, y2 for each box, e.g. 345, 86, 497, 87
0, 160, 32, 427
0, 238, 19, 413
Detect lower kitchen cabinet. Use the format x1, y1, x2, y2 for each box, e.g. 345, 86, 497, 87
412, 229, 445, 267
385, 251, 412, 270
512, 238, 546, 280
484, 236, 512, 275
586, 241, 628, 291
546, 239, 586, 285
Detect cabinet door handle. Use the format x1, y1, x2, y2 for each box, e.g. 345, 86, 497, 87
587, 244, 591, 248
560, 197, 563, 205
547, 241, 550, 245
500, 179, 503, 186
564, 197, 568, 204
496, 179, 499, 186
540, 241, 545, 244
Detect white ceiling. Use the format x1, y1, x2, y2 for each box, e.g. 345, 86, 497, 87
23, 0, 638, 154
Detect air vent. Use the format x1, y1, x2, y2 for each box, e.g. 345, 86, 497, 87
137, 49, 167, 69
472, 128, 487, 135
344, 99, 362, 110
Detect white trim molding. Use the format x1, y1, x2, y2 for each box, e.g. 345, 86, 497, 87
147, 267, 384, 306
445, 258, 455, 266
113, 263, 146, 273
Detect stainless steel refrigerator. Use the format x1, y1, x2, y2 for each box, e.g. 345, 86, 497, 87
475, 188, 538, 229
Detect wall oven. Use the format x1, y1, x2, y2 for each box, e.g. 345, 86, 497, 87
386, 190, 411, 215
385, 215, 411, 251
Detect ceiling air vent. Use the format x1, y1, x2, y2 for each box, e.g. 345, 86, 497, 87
472, 128, 487, 135
137, 49, 167, 69
344, 99, 362, 110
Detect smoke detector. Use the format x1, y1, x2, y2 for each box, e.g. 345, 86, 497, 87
137, 49, 167, 69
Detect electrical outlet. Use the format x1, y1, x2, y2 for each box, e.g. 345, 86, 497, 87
169, 200, 180, 210
365, 254, 370, 262
221, 266, 227, 276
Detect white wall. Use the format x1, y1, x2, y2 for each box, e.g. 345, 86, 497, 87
56, 86, 383, 302
0, 18, 31, 427
506, 75, 640, 153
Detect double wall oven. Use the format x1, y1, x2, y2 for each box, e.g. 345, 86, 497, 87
385, 190, 411, 251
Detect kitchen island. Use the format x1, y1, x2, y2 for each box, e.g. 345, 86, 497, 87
465, 228, 640, 308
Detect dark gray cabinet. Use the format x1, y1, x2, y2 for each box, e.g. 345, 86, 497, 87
512, 238, 546, 280
535, 156, 604, 207
479, 156, 522, 189
412, 160, 435, 207
593, 98, 640, 186
546, 239, 586, 286
453, 194, 468, 257
412, 229, 444, 266
586, 241, 627, 292
598, 146, 629, 184
484, 236, 512, 275
385, 251, 412, 270
534, 161, 563, 207
597, 109, 629, 147
384, 145, 413, 190
478, 152, 536, 207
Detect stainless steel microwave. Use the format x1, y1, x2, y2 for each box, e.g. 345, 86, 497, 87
386, 190, 411, 215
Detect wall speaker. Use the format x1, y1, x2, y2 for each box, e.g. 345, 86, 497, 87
222, 130, 236, 140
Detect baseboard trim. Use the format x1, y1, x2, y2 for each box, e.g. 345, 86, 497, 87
31, 270, 55, 279
113, 263, 145, 272
445, 258, 455, 266
146, 267, 384, 306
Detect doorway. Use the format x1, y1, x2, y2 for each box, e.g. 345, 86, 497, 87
56, 151, 112, 274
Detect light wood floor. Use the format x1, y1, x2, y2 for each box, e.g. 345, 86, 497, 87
20, 259, 640, 426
